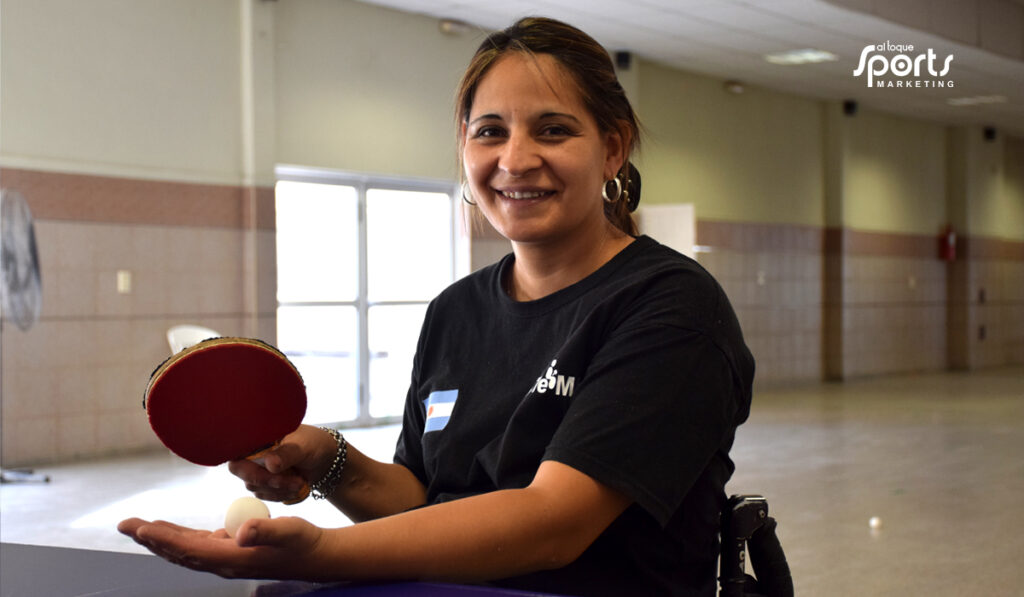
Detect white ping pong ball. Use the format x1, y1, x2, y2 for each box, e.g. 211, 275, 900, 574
869, 516, 883, 530
225, 496, 270, 538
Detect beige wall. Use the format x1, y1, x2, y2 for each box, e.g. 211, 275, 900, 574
0, 0, 244, 184
845, 112, 948, 235
273, 0, 481, 180
1004, 137, 1024, 227
976, 135, 1024, 240
635, 59, 825, 227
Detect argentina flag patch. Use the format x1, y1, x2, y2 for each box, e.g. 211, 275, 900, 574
423, 389, 458, 433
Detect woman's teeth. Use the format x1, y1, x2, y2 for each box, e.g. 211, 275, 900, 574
501, 190, 551, 199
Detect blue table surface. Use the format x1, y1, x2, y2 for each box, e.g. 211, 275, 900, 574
0, 543, 564, 597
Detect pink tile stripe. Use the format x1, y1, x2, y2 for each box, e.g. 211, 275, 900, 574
0, 168, 275, 230
697, 219, 1021, 261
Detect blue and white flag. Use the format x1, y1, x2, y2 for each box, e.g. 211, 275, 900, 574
423, 389, 458, 433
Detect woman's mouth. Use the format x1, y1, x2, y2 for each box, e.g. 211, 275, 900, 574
498, 190, 555, 200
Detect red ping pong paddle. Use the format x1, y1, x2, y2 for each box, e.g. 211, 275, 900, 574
144, 337, 310, 502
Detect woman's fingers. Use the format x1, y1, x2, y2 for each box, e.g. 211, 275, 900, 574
121, 520, 246, 574
117, 517, 144, 536
146, 519, 214, 535
229, 456, 307, 502
118, 516, 323, 580
235, 516, 315, 549
227, 457, 264, 479
225, 425, 336, 504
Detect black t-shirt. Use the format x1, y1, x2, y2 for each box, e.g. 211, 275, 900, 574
394, 236, 754, 597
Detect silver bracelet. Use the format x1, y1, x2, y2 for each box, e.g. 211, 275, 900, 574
311, 427, 347, 500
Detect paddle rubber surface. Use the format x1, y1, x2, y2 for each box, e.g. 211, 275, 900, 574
144, 338, 306, 466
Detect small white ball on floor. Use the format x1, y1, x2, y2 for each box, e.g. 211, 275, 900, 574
225, 496, 270, 538
869, 516, 883, 530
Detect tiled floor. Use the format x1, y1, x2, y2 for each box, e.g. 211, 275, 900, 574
2, 367, 1023, 596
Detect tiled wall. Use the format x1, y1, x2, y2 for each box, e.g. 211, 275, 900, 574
957, 238, 1024, 368
840, 255, 947, 377
697, 221, 1023, 386
832, 230, 948, 378
1, 168, 276, 466
696, 221, 824, 386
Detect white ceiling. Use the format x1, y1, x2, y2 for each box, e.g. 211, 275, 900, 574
356, 0, 1024, 138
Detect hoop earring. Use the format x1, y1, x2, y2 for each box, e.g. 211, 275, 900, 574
461, 183, 477, 206
602, 177, 622, 203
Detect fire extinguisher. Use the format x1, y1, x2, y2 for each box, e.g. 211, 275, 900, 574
939, 225, 957, 261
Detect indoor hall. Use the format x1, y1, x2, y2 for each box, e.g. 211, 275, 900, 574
2, 1, 1022, 596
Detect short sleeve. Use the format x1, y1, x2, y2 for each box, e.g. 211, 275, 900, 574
543, 321, 746, 527
392, 302, 435, 487
393, 379, 428, 486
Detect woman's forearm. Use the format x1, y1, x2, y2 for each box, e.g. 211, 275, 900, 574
324, 442, 427, 522
119, 461, 628, 585
308, 461, 630, 583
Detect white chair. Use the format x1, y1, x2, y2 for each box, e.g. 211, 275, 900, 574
166, 324, 222, 354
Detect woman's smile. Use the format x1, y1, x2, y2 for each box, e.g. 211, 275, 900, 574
497, 189, 555, 200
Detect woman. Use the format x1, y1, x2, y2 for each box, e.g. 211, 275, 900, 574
119, 17, 753, 597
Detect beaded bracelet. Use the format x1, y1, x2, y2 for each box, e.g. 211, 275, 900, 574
311, 427, 347, 500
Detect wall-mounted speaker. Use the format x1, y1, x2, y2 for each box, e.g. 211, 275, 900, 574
615, 51, 631, 70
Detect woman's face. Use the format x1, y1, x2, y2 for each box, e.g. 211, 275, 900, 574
462, 53, 623, 246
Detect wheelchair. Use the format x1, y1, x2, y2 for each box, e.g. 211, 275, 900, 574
719, 495, 794, 597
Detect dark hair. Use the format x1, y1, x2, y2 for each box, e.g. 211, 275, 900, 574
455, 17, 640, 235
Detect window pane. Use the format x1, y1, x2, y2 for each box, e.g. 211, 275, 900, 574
277, 305, 358, 424
276, 181, 358, 303
368, 304, 427, 418
366, 189, 452, 301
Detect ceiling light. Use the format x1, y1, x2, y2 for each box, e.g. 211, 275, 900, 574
764, 49, 838, 65
438, 18, 472, 36
947, 95, 1008, 106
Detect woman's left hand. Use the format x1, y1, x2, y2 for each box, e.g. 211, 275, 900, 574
117, 516, 325, 580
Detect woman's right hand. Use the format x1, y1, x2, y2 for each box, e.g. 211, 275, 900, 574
228, 424, 337, 503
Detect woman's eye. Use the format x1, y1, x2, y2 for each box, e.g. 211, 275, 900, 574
540, 125, 574, 138
473, 126, 505, 139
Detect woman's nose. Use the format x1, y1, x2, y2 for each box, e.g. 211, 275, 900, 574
498, 133, 542, 177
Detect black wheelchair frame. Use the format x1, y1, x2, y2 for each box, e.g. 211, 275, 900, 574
718, 495, 794, 597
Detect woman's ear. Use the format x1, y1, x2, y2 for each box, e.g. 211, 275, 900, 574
602, 124, 630, 180
459, 121, 471, 172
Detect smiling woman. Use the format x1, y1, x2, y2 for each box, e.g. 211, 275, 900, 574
456, 18, 640, 237
461, 53, 621, 248
120, 16, 754, 597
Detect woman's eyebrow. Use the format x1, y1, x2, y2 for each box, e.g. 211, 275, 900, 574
538, 112, 583, 124
468, 113, 503, 125
469, 111, 583, 125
